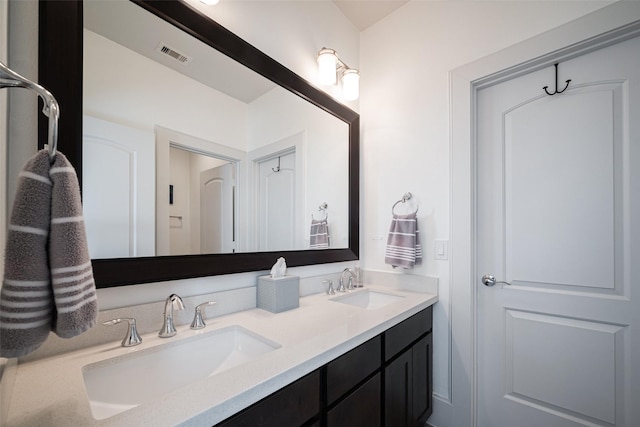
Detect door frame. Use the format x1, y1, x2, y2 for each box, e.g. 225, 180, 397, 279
449, 4, 640, 427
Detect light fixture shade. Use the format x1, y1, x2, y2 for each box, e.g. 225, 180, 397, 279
342, 69, 360, 101
317, 48, 337, 86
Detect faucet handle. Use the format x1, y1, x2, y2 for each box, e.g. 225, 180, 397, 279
346, 276, 355, 291
103, 318, 142, 347
190, 301, 217, 330
323, 279, 335, 295
337, 278, 346, 293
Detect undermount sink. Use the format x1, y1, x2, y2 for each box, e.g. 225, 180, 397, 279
330, 289, 405, 310
82, 325, 280, 420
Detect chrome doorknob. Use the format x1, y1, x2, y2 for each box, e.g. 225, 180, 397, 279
481, 274, 511, 287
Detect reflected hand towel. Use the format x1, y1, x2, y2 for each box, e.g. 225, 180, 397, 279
309, 218, 330, 249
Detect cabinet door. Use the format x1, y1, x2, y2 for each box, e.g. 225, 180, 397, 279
413, 333, 433, 424
327, 373, 381, 427
326, 336, 381, 405
216, 371, 319, 427
385, 306, 432, 362
384, 349, 413, 427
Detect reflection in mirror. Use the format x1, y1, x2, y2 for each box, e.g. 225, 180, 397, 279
165, 146, 237, 256
40, 0, 359, 287
82, 0, 349, 259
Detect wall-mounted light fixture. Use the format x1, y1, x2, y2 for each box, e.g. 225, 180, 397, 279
317, 47, 359, 101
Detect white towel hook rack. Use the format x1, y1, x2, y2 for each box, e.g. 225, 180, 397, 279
0, 61, 59, 161
392, 192, 418, 215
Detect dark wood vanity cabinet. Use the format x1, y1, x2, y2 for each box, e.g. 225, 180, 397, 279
215, 371, 320, 427
215, 306, 432, 427
384, 307, 434, 426
327, 373, 382, 427
326, 336, 382, 427
385, 334, 433, 426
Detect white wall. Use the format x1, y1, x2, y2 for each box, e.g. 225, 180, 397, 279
2, 0, 37, 419
0, 0, 9, 420
169, 146, 192, 255
5, 0, 38, 223
0, 0, 7, 282
359, 1, 615, 425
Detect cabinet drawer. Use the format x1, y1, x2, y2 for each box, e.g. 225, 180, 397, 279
384, 306, 432, 361
326, 335, 381, 404
327, 373, 381, 427
215, 371, 320, 427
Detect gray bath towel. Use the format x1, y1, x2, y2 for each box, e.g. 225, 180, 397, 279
0, 150, 97, 358
384, 212, 422, 269
309, 218, 330, 249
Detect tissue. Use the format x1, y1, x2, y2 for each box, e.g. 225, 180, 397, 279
259, 257, 299, 312
270, 257, 287, 279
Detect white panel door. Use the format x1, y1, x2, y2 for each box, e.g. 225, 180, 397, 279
83, 116, 155, 258
200, 163, 235, 254
258, 152, 295, 251
476, 36, 639, 426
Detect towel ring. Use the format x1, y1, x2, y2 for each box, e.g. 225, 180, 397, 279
0, 61, 59, 161
392, 192, 418, 215
312, 202, 328, 221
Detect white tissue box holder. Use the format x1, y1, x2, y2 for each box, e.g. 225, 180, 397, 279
257, 275, 300, 313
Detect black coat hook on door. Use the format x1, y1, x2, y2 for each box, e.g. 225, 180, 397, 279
543, 63, 571, 96
272, 156, 281, 173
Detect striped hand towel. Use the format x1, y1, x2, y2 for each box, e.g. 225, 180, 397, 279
0, 150, 97, 358
309, 218, 330, 249
384, 212, 422, 269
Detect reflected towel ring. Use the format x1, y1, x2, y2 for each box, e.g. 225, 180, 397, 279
392, 192, 418, 215
312, 202, 328, 221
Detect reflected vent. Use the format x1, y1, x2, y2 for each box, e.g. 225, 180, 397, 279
155, 43, 193, 65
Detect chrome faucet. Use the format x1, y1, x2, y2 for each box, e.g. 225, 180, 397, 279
102, 317, 142, 347
190, 301, 217, 330
159, 294, 184, 338
323, 279, 335, 295
338, 268, 356, 293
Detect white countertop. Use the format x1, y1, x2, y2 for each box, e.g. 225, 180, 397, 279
5, 285, 437, 427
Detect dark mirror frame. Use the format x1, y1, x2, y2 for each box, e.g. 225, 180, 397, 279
38, 0, 359, 288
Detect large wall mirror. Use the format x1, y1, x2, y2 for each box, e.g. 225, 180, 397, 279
39, 0, 359, 288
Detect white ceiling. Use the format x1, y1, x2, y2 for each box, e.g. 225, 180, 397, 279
333, 0, 409, 31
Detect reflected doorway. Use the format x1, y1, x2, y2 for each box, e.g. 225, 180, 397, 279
200, 162, 236, 254
257, 150, 295, 251
167, 146, 237, 255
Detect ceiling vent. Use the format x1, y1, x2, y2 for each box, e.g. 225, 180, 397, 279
155, 42, 193, 65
